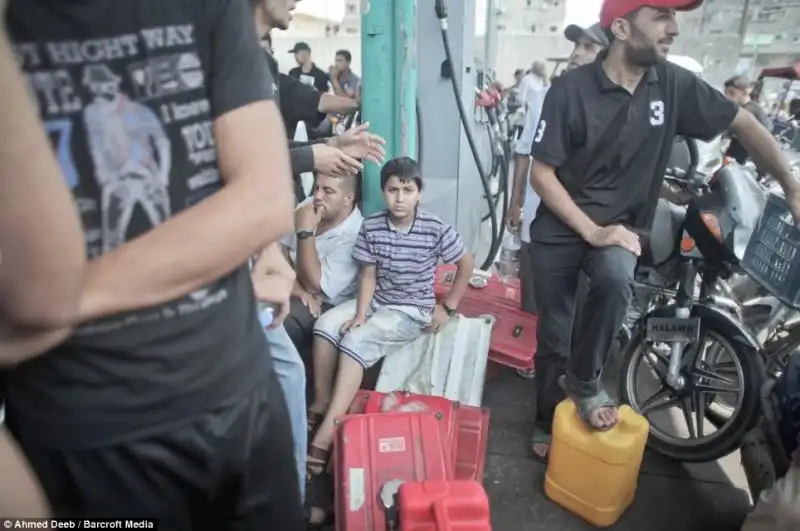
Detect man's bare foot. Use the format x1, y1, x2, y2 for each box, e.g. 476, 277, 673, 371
532, 442, 550, 461
531, 428, 552, 463
557, 375, 619, 432
587, 406, 618, 430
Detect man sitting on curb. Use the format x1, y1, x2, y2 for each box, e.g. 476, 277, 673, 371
282, 172, 364, 361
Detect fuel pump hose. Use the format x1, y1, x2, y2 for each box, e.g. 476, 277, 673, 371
435, 0, 505, 271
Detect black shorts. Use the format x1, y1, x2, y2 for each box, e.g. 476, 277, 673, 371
18, 376, 304, 531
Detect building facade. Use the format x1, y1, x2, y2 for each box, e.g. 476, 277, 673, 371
672, 0, 800, 88
496, 0, 566, 37
279, 12, 338, 38
340, 0, 361, 35
478, 0, 572, 81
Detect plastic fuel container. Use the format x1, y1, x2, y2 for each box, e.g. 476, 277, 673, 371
544, 400, 649, 527
497, 233, 521, 281
398, 480, 492, 531
258, 305, 274, 328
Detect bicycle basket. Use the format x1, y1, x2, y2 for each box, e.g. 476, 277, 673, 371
741, 193, 800, 309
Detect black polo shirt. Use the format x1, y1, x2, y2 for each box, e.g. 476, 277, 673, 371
263, 49, 324, 136
530, 53, 738, 243
288, 63, 330, 93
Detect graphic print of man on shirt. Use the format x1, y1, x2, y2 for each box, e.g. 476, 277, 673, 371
82, 63, 172, 252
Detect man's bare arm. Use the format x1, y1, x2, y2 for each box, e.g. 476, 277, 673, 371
331, 75, 356, 100
0, 427, 50, 516
295, 238, 323, 294
0, 30, 85, 328
443, 252, 474, 310
0, 323, 71, 367
510, 155, 530, 211
330, 75, 346, 97
354, 265, 377, 318
80, 101, 294, 322
730, 108, 800, 197
319, 94, 358, 115
530, 160, 598, 240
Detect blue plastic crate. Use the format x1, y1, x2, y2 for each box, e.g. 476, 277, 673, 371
741, 194, 800, 310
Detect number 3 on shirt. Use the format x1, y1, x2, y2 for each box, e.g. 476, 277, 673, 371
650, 101, 665, 127
533, 119, 546, 143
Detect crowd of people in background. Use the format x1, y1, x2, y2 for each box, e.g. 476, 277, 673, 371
285, 42, 361, 138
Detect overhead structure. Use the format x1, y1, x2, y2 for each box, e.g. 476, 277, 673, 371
360, 0, 417, 215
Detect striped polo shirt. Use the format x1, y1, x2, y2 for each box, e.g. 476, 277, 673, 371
353, 209, 466, 312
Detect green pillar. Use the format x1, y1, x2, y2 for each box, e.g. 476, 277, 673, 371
360, 0, 417, 216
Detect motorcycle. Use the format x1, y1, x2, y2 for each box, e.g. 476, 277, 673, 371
617, 137, 773, 463
620, 135, 726, 341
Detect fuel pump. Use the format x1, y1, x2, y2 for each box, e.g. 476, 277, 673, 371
432, 0, 512, 270
332, 0, 513, 272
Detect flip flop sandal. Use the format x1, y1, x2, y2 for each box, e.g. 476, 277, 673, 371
306, 445, 331, 481
307, 410, 325, 439
530, 427, 552, 464
558, 375, 618, 432
305, 471, 335, 528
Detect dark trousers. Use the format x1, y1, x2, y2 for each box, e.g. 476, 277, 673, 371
519, 241, 537, 314
521, 240, 588, 351
283, 296, 333, 363
532, 241, 636, 428
19, 378, 304, 531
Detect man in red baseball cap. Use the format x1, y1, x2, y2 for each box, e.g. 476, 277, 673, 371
600, 0, 703, 29
524, 2, 800, 464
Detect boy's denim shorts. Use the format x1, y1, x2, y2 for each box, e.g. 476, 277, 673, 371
313, 299, 431, 369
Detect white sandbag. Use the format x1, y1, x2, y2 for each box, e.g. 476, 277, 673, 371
375, 314, 495, 407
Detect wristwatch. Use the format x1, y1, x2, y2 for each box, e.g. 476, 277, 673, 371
442, 302, 456, 317
296, 229, 315, 241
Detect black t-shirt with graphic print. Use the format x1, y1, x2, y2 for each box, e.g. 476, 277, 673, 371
288, 63, 330, 94
530, 54, 738, 243
5, 0, 276, 449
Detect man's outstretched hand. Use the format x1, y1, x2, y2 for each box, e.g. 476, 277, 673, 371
311, 144, 362, 176
786, 188, 800, 227
330, 122, 386, 165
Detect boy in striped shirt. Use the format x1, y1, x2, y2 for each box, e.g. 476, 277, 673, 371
305, 156, 474, 480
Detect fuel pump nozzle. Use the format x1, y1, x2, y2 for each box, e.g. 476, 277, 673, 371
434, 0, 448, 20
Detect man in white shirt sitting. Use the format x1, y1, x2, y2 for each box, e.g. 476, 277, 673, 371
249, 172, 361, 512
283, 173, 364, 359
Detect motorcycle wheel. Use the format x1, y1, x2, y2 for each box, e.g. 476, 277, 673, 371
618, 324, 761, 463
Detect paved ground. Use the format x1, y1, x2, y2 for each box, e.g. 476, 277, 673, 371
323, 324, 754, 531
482, 366, 751, 531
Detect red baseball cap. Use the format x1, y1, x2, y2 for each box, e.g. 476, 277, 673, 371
599, 0, 703, 29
